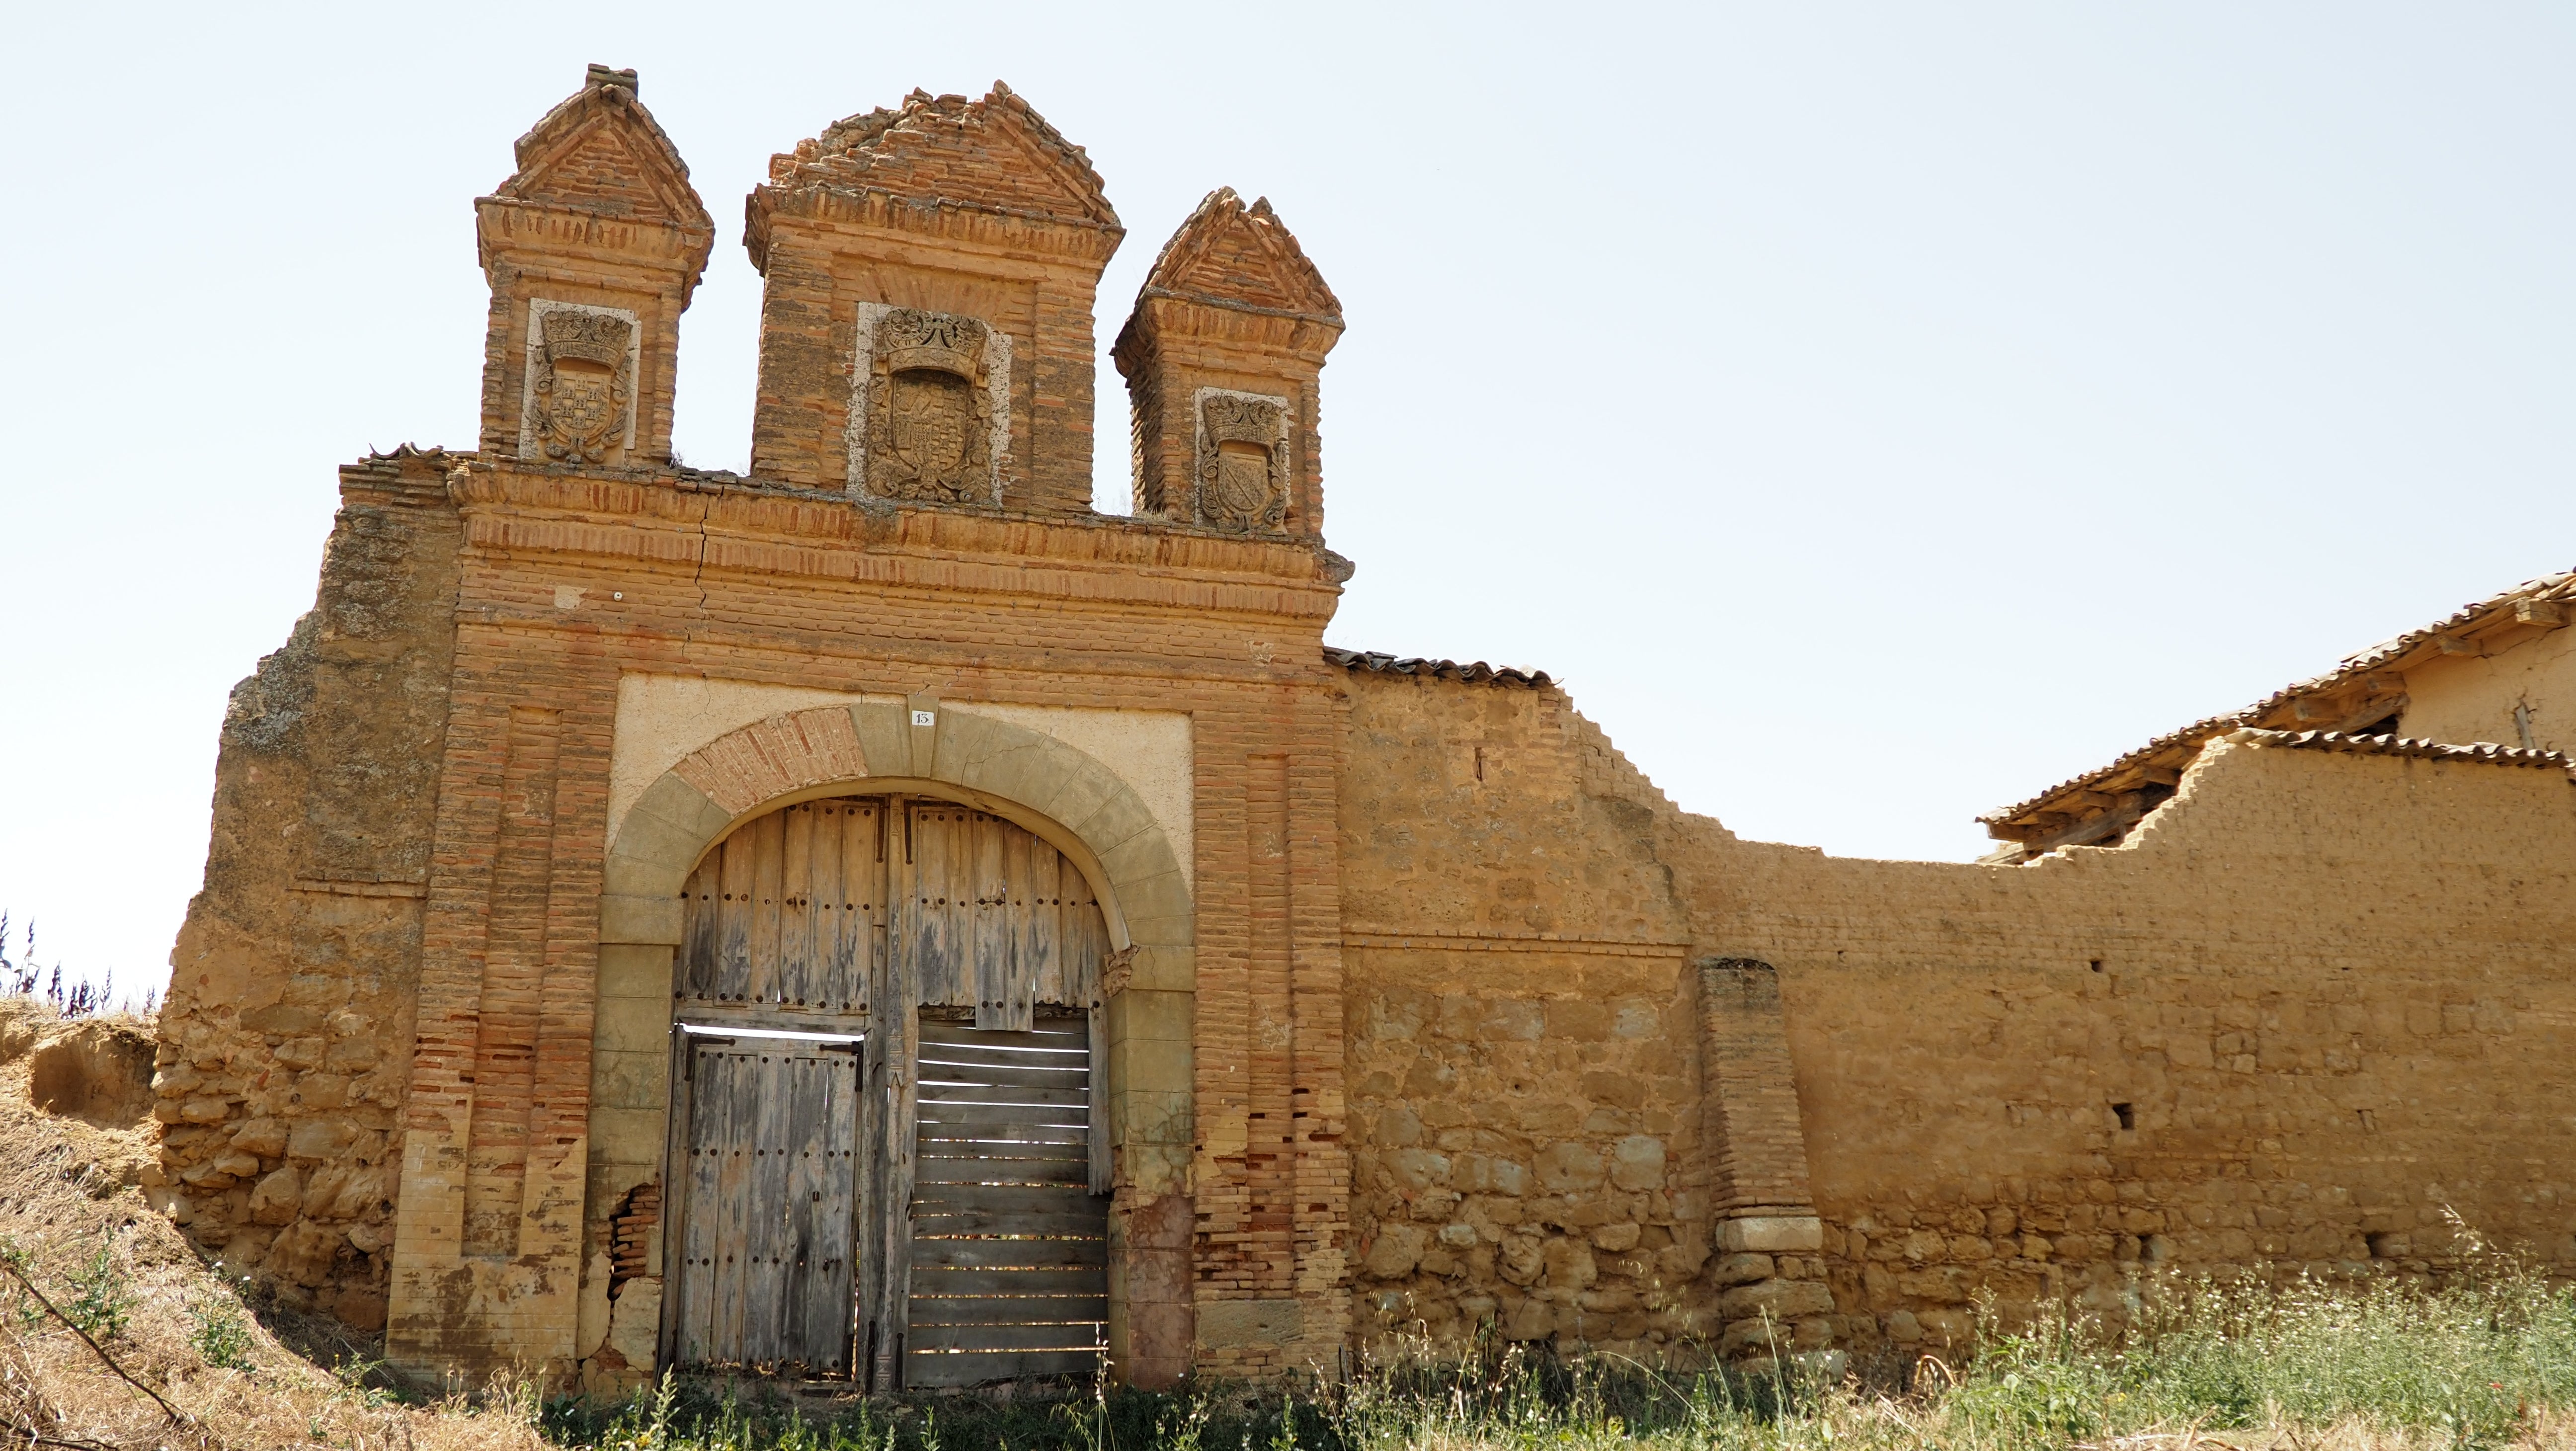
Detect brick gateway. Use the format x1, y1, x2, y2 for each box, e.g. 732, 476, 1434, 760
156, 66, 2576, 1393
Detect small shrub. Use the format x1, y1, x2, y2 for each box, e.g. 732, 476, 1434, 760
188, 1283, 256, 1370
60, 1234, 133, 1340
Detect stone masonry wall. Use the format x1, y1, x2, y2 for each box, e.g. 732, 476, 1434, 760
156, 449, 464, 1329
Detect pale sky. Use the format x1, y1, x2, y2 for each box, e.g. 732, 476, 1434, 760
5, 3, 2573, 1000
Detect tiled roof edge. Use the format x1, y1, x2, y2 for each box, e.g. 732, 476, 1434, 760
1325, 647, 1554, 690
1984, 568, 2576, 827
2227, 727, 2576, 772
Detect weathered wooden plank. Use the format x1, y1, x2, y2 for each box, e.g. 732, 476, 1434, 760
779, 804, 814, 1013
911, 1207, 1110, 1236
680, 858, 721, 1002
919, 1024, 1087, 1049
1017, 840, 1061, 1008
908, 1321, 1108, 1352
840, 801, 879, 1012
919, 1151, 1088, 1171
914, 1059, 1091, 1090
804, 804, 843, 1012
1087, 998, 1110, 1195
972, 814, 1023, 1031
913, 1153, 1091, 1185
914, 1082, 1090, 1108
746, 810, 785, 1006
919, 1129, 1090, 1151
716, 826, 756, 1002
915, 1102, 1088, 1129
907, 1295, 1109, 1325
904, 1349, 1102, 1387
905, 1264, 1108, 1296
911, 1237, 1106, 1270
910, 1183, 1101, 1213
912, 1046, 1089, 1076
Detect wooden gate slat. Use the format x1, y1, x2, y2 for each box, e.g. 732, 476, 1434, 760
919, 1024, 1088, 1049
905, 1349, 1103, 1386
915, 1082, 1092, 1108
909, 1295, 1109, 1325
912, 1183, 1098, 1210
911, 1238, 1106, 1270
907, 1266, 1109, 1296
912, 1208, 1110, 1236
909, 1322, 1109, 1352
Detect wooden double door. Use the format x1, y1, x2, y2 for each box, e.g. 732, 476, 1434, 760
662, 794, 1112, 1386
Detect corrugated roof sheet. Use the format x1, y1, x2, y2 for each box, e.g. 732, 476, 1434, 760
1325, 647, 1553, 689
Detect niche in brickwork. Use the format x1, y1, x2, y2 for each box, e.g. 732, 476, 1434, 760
850, 306, 1014, 505
520, 300, 640, 466
1193, 389, 1289, 535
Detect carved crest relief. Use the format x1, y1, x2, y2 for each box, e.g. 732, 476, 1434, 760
1194, 391, 1290, 535
858, 309, 999, 504
521, 302, 638, 466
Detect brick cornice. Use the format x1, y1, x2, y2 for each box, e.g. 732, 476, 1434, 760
747, 184, 1123, 272
448, 464, 1345, 621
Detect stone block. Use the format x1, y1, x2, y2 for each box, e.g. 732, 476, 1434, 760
1123, 910, 1197, 951
287, 1120, 357, 1161
848, 703, 911, 783
1718, 1278, 1836, 1322
591, 1049, 669, 1111
591, 1107, 668, 1167
1713, 1252, 1775, 1287
598, 893, 683, 946
1125, 944, 1196, 991
1073, 790, 1159, 860
630, 774, 732, 846
1717, 1215, 1824, 1253
1198, 1297, 1303, 1348
1098, 829, 1182, 894
1110, 987, 1191, 1043
1114, 870, 1193, 930
1363, 1224, 1426, 1278
1113, 1035, 1192, 1095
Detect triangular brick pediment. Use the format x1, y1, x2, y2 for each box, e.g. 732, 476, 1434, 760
1141, 188, 1339, 321
494, 80, 711, 233
775, 82, 1118, 229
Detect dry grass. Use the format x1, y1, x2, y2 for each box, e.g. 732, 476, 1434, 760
0, 997, 544, 1451
0, 994, 2570, 1451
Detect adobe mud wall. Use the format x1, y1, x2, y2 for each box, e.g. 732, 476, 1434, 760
1339, 670, 2576, 1361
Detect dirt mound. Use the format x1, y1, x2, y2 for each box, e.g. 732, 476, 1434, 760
25, 1016, 155, 1127
0, 995, 546, 1450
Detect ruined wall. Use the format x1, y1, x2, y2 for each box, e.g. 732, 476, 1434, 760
1340, 671, 1770, 1360
1678, 738, 2576, 1355
156, 448, 463, 1329
1338, 668, 2576, 1361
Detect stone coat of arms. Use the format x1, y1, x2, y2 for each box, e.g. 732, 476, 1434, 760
528, 307, 635, 465
862, 310, 995, 503
1195, 392, 1289, 535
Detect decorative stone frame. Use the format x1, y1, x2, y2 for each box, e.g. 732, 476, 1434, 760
519, 300, 643, 465
1191, 388, 1291, 535
847, 303, 1017, 506
588, 703, 1194, 1386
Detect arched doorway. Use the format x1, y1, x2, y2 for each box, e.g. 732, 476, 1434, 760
658, 793, 1113, 1387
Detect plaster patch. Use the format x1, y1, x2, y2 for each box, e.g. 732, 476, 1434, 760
609, 676, 901, 843
953, 702, 1194, 888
